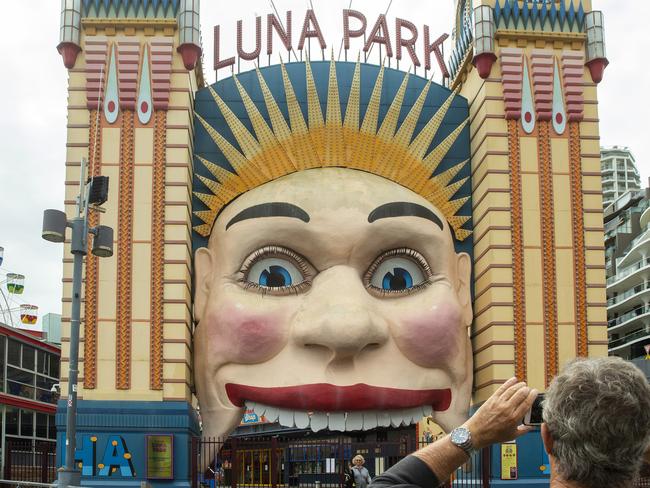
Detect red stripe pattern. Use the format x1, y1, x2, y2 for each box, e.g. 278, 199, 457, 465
150, 37, 174, 110
530, 50, 554, 121
85, 37, 109, 110
117, 39, 141, 110
562, 51, 585, 122
500, 48, 524, 120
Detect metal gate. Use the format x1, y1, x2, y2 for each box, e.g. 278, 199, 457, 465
2, 440, 56, 485
192, 437, 489, 488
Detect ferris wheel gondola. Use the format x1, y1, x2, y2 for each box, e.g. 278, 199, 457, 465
0, 246, 39, 328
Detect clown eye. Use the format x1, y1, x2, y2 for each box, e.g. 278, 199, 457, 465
365, 249, 432, 297
239, 246, 315, 295
248, 259, 302, 287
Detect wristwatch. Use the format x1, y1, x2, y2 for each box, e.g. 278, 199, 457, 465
449, 426, 473, 455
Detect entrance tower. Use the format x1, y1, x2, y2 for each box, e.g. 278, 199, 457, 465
450, 0, 609, 483
56, 0, 202, 485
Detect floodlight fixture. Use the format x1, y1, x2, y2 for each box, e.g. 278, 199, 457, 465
92, 225, 114, 257
42, 209, 68, 243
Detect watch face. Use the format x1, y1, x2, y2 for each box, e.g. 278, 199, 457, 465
451, 427, 470, 445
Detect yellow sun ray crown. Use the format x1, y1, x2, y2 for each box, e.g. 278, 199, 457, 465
194, 57, 472, 242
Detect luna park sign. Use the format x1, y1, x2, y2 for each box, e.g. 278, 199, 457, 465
213, 9, 450, 77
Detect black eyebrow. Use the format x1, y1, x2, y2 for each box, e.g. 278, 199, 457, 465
368, 202, 444, 230
226, 202, 310, 230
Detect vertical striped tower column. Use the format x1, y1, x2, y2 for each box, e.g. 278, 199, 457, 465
452, 0, 607, 401
453, 47, 517, 398
59, 5, 201, 406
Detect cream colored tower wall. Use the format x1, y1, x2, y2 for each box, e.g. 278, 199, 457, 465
60, 21, 198, 403
456, 0, 608, 402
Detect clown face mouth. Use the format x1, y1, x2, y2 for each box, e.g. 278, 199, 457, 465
226, 383, 451, 432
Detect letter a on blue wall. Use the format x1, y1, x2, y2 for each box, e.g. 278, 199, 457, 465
98, 436, 135, 477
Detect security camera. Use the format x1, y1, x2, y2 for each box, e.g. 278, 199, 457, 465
51, 383, 61, 393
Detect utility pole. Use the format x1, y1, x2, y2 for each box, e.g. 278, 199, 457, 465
42, 158, 112, 488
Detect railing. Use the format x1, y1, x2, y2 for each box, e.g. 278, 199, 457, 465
609, 304, 650, 328
624, 227, 650, 254
191, 436, 488, 488
609, 329, 650, 350
2, 440, 56, 486
608, 257, 650, 286
0, 482, 83, 488
607, 282, 650, 307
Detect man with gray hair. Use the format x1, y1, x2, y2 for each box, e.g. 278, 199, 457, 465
372, 357, 650, 488
541, 357, 650, 488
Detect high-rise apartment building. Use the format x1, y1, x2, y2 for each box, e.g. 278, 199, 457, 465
604, 188, 650, 360
601, 146, 642, 208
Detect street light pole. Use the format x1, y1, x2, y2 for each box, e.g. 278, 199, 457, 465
42, 158, 112, 488
58, 217, 85, 488
58, 157, 90, 488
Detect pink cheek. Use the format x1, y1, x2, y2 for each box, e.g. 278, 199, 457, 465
203, 306, 288, 364
395, 304, 462, 368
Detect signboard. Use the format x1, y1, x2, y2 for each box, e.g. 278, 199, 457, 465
240, 409, 268, 425
213, 9, 449, 77
146, 435, 174, 480
500, 442, 518, 480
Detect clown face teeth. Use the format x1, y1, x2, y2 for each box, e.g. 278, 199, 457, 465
294, 411, 310, 429
390, 412, 404, 428
248, 402, 434, 432
279, 408, 294, 428
421, 405, 433, 417
404, 407, 422, 425
377, 411, 391, 427
345, 412, 363, 431
310, 412, 328, 432
362, 411, 377, 430
328, 412, 346, 431
263, 405, 279, 422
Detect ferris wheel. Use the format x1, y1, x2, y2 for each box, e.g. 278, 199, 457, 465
0, 246, 39, 328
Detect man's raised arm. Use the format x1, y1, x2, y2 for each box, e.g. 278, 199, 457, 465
372, 378, 538, 488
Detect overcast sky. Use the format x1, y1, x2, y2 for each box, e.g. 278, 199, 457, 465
0, 0, 647, 330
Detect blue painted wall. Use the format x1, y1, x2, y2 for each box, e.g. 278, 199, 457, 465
490, 430, 550, 487
56, 400, 199, 487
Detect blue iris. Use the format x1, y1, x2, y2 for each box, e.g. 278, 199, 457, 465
259, 265, 292, 287
381, 267, 413, 291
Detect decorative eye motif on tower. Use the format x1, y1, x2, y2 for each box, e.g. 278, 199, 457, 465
104, 44, 120, 124
500, 49, 584, 130
137, 45, 153, 125
552, 58, 567, 135
520, 60, 536, 134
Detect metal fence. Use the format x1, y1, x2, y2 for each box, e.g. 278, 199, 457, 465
191, 437, 488, 488
2, 440, 56, 486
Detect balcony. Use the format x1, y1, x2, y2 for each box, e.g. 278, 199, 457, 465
626, 226, 650, 251
609, 328, 650, 352
616, 230, 650, 269
607, 256, 650, 287
608, 304, 650, 331
607, 281, 650, 308
641, 206, 650, 230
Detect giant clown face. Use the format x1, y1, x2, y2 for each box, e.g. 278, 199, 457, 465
193, 167, 473, 438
